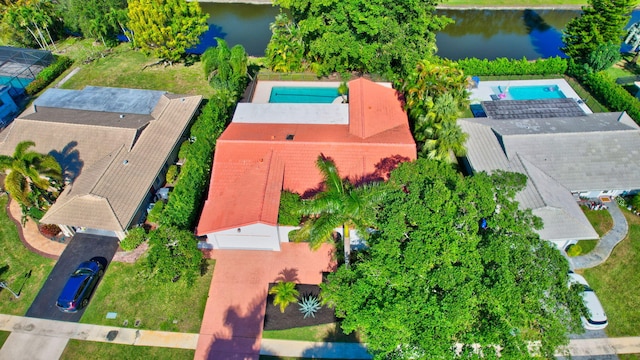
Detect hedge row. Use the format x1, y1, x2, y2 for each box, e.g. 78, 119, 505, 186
581, 71, 640, 123
160, 95, 234, 230
458, 57, 568, 76
25, 55, 73, 95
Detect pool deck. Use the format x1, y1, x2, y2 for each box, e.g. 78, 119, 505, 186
469, 78, 593, 114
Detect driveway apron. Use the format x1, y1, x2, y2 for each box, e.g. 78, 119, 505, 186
24, 233, 119, 322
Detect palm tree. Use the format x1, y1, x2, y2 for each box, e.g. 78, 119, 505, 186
0, 141, 62, 211
269, 281, 299, 313
293, 154, 388, 267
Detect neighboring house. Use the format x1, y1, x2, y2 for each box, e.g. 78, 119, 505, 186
0, 85, 18, 126
196, 78, 417, 250
0, 86, 202, 239
460, 99, 640, 249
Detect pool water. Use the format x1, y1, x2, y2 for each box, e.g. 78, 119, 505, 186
0, 76, 33, 90
269, 87, 340, 103
493, 85, 566, 100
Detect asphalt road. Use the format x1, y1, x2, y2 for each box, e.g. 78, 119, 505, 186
25, 233, 119, 322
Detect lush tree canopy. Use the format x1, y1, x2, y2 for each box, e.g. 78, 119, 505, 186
273, 0, 452, 77
202, 38, 248, 99
562, 0, 636, 63
402, 59, 469, 162
127, 0, 208, 63
321, 160, 583, 359
56, 0, 127, 46
1, 0, 60, 49
146, 226, 203, 286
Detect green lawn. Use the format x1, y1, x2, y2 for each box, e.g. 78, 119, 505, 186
575, 239, 597, 254
582, 209, 640, 337
262, 323, 360, 343
60, 340, 194, 360
0, 195, 55, 315
620, 355, 640, 360
581, 205, 614, 237
54, 39, 214, 98
0, 330, 9, 348
80, 259, 214, 333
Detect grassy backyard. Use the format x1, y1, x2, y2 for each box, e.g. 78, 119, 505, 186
53, 38, 214, 98
582, 209, 640, 337
80, 259, 214, 333
0, 195, 54, 315
60, 340, 194, 360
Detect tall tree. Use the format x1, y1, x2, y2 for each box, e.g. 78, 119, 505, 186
293, 154, 387, 267
562, 0, 636, 63
2, 0, 60, 49
402, 58, 469, 162
0, 141, 62, 214
265, 12, 305, 72
56, 0, 127, 47
127, 0, 208, 64
202, 38, 248, 100
273, 0, 452, 77
321, 159, 584, 358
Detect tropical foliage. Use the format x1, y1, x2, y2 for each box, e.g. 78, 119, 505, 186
146, 225, 203, 286
56, 0, 128, 46
273, 0, 452, 77
562, 0, 636, 63
265, 12, 305, 72
586, 42, 621, 72
402, 59, 469, 162
269, 281, 299, 313
321, 159, 584, 359
457, 56, 568, 76
1, 0, 61, 49
0, 141, 62, 221
202, 39, 249, 99
127, 0, 208, 64
293, 154, 388, 267
278, 190, 303, 226
119, 226, 147, 251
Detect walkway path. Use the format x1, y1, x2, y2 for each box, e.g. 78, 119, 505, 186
570, 203, 628, 270
4, 313, 640, 359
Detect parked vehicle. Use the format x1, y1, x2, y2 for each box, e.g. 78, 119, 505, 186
56, 259, 104, 312
569, 272, 608, 330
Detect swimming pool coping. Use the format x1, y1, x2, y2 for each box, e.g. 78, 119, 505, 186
469, 78, 593, 114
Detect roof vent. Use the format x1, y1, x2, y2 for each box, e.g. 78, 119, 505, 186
122, 160, 129, 165
286, 134, 295, 140
119, 114, 125, 119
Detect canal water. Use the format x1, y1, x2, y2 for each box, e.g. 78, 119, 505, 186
198, 3, 640, 60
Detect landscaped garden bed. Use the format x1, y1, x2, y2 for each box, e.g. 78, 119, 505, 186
264, 283, 337, 331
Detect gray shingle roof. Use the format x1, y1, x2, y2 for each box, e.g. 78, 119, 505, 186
460, 111, 640, 242
35, 86, 165, 115
0, 87, 202, 232
482, 98, 586, 119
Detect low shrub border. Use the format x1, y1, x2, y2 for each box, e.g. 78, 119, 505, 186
25, 55, 73, 95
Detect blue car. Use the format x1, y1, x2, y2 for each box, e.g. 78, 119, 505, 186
56, 259, 104, 312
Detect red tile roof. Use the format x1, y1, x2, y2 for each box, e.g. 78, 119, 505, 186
196, 78, 416, 236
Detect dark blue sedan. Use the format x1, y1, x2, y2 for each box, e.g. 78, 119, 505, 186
56, 259, 104, 312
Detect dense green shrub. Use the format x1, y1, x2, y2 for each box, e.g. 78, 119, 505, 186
278, 190, 303, 226
178, 140, 190, 161
458, 57, 567, 76
161, 95, 235, 229
165, 165, 179, 184
586, 43, 621, 72
120, 226, 147, 251
146, 201, 164, 224
146, 226, 203, 286
25, 56, 73, 95
631, 193, 640, 210
566, 244, 582, 257
582, 71, 640, 123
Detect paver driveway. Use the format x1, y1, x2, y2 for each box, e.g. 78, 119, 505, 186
195, 242, 336, 359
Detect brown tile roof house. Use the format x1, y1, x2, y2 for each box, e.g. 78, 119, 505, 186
0, 86, 202, 239
196, 78, 417, 250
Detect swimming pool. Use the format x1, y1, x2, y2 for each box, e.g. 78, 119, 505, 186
269, 87, 340, 103
493, 85, 566, 100
0, 76, 33, 90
